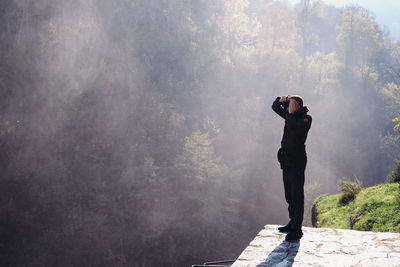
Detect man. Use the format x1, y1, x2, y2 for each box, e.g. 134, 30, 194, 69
272, 95, 312, 242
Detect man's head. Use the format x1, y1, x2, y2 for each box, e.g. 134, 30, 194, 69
288, 95, 303, 114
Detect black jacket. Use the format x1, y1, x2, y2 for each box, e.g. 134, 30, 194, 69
272, 97, 312, 169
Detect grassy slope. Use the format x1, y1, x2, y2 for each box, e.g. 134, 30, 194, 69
314, 183, 400, 232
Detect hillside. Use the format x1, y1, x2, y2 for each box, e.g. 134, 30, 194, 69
312, 183, 400, 232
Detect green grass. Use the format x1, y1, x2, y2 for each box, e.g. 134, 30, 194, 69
314, 183, 400, 232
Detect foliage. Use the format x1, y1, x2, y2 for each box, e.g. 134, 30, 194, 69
338, 178, 362, 204
314, 183, 400, 232
176, 130, 226, 183
314, 193, 354, 229
337, 6, 382, 71
394, 115, 400, 137
386, 160, 400, 183
0, 0, 400, 266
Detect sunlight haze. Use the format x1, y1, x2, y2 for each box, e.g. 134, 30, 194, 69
289, 0, 400, 39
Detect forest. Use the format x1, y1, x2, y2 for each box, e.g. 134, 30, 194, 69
0, 0, 399, 266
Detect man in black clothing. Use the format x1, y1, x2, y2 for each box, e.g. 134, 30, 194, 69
272, 95, 312, 242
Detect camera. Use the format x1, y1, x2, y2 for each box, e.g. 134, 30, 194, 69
282, 95, 290, 108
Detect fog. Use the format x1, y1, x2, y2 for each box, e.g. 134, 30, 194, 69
1, 0, 399, 266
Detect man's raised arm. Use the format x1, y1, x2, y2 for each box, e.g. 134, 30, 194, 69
272, 96, 288, 119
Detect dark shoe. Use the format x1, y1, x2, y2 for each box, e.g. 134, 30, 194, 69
285, 230, 303, 242
278, 223, 291, 233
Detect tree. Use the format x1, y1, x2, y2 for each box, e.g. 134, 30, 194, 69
215, 0, 260, 65
337, 6, 383, 79
296, 0, 321, 85
257, 1, 298, 55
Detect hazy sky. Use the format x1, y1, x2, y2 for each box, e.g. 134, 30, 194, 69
289, 0, 400, 39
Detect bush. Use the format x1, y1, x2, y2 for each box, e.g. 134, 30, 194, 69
338, 178, 362, 204
386, 160, 400, 183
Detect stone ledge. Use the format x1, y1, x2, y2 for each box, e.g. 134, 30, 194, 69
232, 224, 400, 267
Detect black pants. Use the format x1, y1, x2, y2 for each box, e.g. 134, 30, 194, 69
282, 163, 306, 232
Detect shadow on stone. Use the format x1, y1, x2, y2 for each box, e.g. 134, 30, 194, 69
256, 240, 300, 267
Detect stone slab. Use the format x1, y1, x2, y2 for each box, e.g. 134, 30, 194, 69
232, 224, 400, 267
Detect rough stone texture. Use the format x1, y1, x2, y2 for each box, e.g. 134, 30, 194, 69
232, 224, 400, 267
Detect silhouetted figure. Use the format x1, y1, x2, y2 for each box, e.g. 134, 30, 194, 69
272, 95, 312, 242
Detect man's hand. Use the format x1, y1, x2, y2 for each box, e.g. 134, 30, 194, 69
279, 96, 290, 103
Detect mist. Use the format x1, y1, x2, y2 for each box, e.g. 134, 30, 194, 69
1, 0, 399, 266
